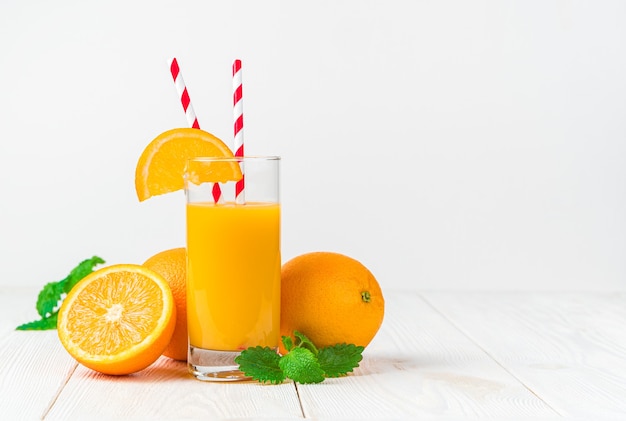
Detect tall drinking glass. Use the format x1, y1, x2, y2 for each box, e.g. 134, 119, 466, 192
185, 156, 281, 381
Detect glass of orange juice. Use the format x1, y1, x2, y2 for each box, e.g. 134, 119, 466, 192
185, 156, 280, 381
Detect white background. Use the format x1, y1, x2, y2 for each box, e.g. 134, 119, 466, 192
1, 0, 625, 291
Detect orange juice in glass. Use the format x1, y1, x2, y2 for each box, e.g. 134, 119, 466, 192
185, 156, 280, 381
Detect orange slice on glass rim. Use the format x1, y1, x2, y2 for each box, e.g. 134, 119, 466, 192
57, 264, 176, 375
134, 128, 242, 202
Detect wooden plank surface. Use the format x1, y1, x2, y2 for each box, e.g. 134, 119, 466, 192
2, 287, 626, 420
0, 287, 303, 420
0, 287, 78, 421
45, 358, 303, 420
422, 292, 626, 419
296, 291, 557, 420
0, 331, 77, 421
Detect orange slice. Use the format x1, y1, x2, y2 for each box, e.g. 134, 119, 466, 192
134, 128, 242, 202
57, 264, 176, 375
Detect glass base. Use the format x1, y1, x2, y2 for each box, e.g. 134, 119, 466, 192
188, 345, 250, 381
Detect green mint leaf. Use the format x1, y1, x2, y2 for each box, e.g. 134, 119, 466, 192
240, 332, 365, 385
18, 256, 105, 331
235, 346, 285, 384
36, 281, 65, 318
16, 312, 58, 331
318, 343, 364, 377
63, 256, 105, 293
281, 335, 294, 352
278, 347, 325, 384
293, 331, 318, 355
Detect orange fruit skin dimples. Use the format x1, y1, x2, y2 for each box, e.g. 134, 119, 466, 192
279, 252, 384, 355
143, 247, 188, 361
57, 264, 176, 375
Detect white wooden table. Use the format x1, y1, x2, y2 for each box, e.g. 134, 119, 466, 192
1, 287, 625, 420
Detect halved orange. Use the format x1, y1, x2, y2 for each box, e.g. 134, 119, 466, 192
135, 128, 242, 202
57, 264, 176, 375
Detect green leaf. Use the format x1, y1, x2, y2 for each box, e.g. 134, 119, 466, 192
235, 346, 285, 384
281, 335, 294, 352
238, 332, 366, 385
63, 256, 105, 293
317, 343, 364, 377
278, 347, 325, 384
16, 312, 58, 331
293, 331, 318, 355
17, 256, 105, 331
36, 281, 65, 318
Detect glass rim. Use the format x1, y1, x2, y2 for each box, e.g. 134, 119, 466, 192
188, 155, 280, 163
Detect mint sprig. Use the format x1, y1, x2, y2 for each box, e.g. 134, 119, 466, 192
317, 343, 364, 377
279, 347, 326, 384
16, 256, 105, 330
234, 331, 364, 384
235, 346, 285, 384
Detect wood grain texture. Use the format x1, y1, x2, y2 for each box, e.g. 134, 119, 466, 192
0, 287, 77, 420
422, 292, 626, 419
45, 357, 303, 420
0, 331, 77, 420
296, 292, 557, 419
3, 288, 626, 420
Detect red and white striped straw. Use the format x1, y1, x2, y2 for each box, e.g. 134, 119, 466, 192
169, 58, 200, 129
232, 59, 245, 204
168, 57, 222, 203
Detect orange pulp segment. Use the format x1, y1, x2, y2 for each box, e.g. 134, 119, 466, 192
134, 128, 242, 202
57, 264, 176, 375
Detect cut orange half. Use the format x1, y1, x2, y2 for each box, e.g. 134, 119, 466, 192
134, 128, 242, 202
57, 264, 176, 375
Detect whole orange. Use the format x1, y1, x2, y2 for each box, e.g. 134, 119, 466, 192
143, 247, 188, 361
280, 252, 384, 354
